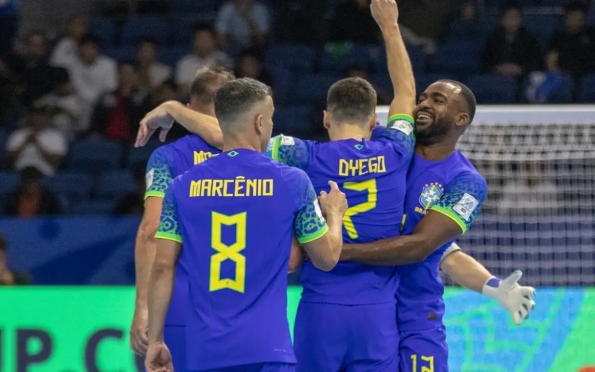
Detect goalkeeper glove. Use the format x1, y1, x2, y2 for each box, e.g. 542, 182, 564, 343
482, 270, 536, 325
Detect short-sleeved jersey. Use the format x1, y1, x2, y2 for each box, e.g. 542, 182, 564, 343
268, 114, 416, 305
144, 134, 219, 325
155, 149, 328, 370
396, 151, 487, 331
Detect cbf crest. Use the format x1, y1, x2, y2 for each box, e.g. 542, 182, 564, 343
419, 183, 444, 211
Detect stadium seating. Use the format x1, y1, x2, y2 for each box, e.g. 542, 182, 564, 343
0, 171, 18, 199
70, 200, 116, 215
294, 74, 340, 105
121, 17, 170, 45
268, 66, 295, 104
103, 45, 136, 63
44, 171, 93, 203
66, 139, 122, 172
127, 140, 162, 169
88, 17, 118, 45
169, 0, 220, 12
96, 170, 137, 199
466, 74, 518, 104
159, 46, 189, 67
578, 73, 595, 103
264, 44, 316, 74
429, 40, 480, 76
273, 106, 313, 137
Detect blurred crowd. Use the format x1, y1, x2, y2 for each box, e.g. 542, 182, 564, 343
0, 0, 594, 218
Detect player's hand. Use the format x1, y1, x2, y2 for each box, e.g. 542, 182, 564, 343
370, 0, 399, 28
482, 270, 536, 325
130, 308, 149, 355
318, 181, 348, 217
145, 342, 174, 372
136, 104, 175, 147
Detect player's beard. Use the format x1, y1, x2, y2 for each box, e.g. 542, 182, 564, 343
415, 115, 453, 147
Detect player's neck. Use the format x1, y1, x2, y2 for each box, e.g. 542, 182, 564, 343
328, 124, 371, 141
415, 140, 456, 161
222, 134, 261, 153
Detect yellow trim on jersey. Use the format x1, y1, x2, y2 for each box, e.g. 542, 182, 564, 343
297, 224, 329, 244
155, 232, 183, 244
430, 206, 467, 233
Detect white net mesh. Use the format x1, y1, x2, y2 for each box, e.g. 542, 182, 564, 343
378, 105, 595, 286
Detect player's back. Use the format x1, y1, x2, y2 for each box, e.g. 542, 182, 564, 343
298, 137, 408, 304
146, 134, 219, 326
397, 151, 487, 331
170, 149, 301, 370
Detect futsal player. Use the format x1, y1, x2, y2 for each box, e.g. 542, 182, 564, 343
145, 78, 347, 372
129, 67, 233, 371
342, 79, 536, 372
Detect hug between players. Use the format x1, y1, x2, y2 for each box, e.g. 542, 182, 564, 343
130, 1, 536, 371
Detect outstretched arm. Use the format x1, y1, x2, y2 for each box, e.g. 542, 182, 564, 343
441, 244, 536, 325
135, 101, 222, 148
371, 0, 416, 119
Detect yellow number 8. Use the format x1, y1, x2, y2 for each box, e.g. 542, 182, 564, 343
342, 179, 378, 239
209, 211, 247, 293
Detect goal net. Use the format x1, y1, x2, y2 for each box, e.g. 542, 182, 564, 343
377, 105, 595, 287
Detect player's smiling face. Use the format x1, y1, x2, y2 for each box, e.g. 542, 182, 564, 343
413, 82, 458, 146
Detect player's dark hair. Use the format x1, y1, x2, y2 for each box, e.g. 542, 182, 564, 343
500, 2, 522, 16
327, 77, 377, 125
437, 79, 477, 125
215, 78, 272, 132
138, 37, 158, 47
193, 25, 216, 38
191, 66, 235, 105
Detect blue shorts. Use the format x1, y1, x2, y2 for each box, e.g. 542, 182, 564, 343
165, 325, 186, 372
399, 326, 448, 372
294, 302, 399, 372
190, 363, 295, 372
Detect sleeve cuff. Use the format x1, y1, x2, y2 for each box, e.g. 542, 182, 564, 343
155, 232, 183, 244
431, 206, 467, 233
145, 191, 165, 200
388, 113, 415, 125
271, 135, 282, 161
297, 224, 329, 244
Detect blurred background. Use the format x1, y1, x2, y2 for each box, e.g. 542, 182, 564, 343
0, 0, 594, 371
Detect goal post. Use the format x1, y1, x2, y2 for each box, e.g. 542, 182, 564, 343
376, 105, 595, 286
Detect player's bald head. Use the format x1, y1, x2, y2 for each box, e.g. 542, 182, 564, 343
435, 79, 476, 126
215, 78, 273, 134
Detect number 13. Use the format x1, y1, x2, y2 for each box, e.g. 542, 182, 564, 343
411, 354, 434, 372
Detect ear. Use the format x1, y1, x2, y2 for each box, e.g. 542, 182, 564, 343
323, 110, 330, 130
255, 113, 264, 135
370, 112, 378, 130
455, 112, 469, 129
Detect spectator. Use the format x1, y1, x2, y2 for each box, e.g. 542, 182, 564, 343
234, 50, 272, 86
4, 166, 62, 217
0, 235, 31, 285
526, 50, 566, 104
113, 165, 145, 215
216, 0, 270, 55
136, 38, 171, 91
65, 34, 118, 131
151, 79, 180, 106
175, 26, 232, 90
19, 30, 55, 105
398, 0, 458, 54
331, 0, 379, 44
548, 2, 595, 78
50, 15, 88, 68
36, 67, 81, 139
88, 61, 151, 143
5, 104, 68, 175
482, 4, 542, 77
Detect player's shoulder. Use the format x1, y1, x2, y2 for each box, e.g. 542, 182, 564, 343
448, 153, 487, 188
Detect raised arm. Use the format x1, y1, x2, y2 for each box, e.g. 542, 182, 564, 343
440, 244, 536, 325
135, 101, 222, 148
371, 0, 416, 119
341, 172, 487, 265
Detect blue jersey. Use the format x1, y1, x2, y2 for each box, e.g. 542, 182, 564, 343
144, 134, 219, 325
268, 114, 415, 305
155, 149, 328, 370
396, 151, 487, 331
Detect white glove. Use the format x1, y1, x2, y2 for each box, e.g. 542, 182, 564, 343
482, 270, 536, 325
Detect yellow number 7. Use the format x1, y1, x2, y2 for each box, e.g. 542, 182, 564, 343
342, 179, 378, 239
